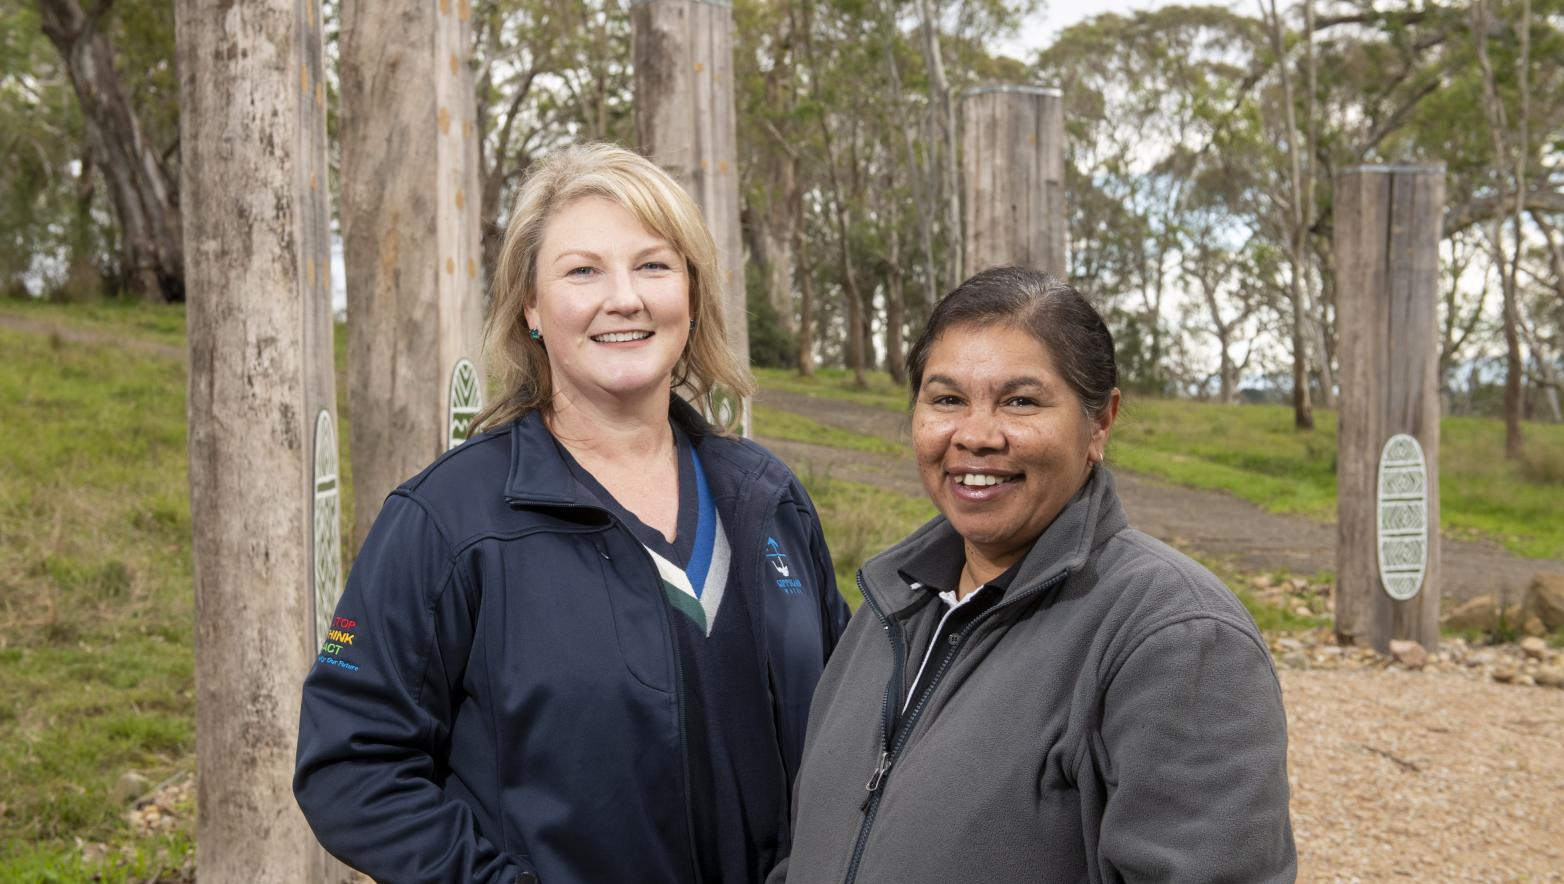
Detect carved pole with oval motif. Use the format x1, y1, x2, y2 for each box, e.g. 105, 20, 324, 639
177, 0, 349, 877
1334, 164, 1444, 652
339, 0, 485, 553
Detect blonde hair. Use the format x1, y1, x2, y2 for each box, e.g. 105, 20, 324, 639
474, 143, 755, 432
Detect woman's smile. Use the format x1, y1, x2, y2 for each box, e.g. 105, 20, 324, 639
947, 470, 1022, 500
590, 329, 654, 344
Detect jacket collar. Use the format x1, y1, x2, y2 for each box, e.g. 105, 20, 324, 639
860, 465, 1128, 617
501, 396, 765, 508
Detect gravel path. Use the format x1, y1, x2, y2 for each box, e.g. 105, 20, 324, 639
1284, 669, 1564, 881
755, 387, 1564, 604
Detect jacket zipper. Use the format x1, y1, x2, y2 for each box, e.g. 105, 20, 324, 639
622, 528, 703, 884
841, 568, 1070, 884
841, 572, 901, 884
627, 469, 776, 883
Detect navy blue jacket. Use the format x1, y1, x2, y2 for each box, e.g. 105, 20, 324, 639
295, 402, 851, 883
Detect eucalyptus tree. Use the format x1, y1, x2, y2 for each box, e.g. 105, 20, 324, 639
1178, 169, 1272, 404
1314, 0, 1563, 429
735, 0, 805, 358
1038, 5, 1264, 393
25, 0, 182, 301
472, 0, 633, 276
1436, 231, 1491, 410
0, 6, 93, 296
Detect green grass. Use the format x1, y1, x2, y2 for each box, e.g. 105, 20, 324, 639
1, 297, 188, 350
1109, 399, 1342, 520
796, 470, 937, 609
0, 304, 362, 874
751, 403, 906, 456
753, 366, 911, 413
0, 835, 194, 884
1437, 415, 1564, 559
755, 366, 1564, 560
0, 321, 195, 869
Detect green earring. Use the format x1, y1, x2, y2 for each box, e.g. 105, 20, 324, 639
528, 328, 541, 341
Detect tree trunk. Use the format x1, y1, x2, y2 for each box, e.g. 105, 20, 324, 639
1289, 267, 1315, 428
1301, 0, 1337, 409
39, 0, 183, 302
885, 212, 907, 386
633, 0, 749, 370
799, 3, 861, 385
1506, 0, 1531, 453
917, 0, 961, 289
1471, 0, 1526, 457
1264, 0, 1314, 430
1531, 211, 1564, 424
760, 153, 799, 336
795, 218, 815, 376
1307, 278, 1337, 408
1219, 342, 1237, 404
177, 0, 347, 878
340, 0, 487, 554
839, 232, 867, 388
881, 21, 940, 309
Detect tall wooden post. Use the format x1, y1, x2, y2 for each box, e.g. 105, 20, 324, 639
340, 0, 486, 552
1334, 164, 1445, 653
631, 0, 749, 432
961, 85, 1066, 277
177, 0, 346, 880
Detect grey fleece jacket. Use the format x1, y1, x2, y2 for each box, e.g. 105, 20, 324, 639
772, 468, 1295, 884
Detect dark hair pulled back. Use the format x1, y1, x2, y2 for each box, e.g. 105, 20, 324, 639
906, 266, 1118, 417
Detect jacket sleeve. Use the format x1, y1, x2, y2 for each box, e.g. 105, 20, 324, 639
1096, 615, 1296, 883
294, 491, 536, 884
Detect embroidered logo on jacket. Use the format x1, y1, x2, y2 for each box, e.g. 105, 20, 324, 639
316, 615, 361, 672
766, 537, 791, 576
766, 537, 803, 594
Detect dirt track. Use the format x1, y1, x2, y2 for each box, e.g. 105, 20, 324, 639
755, 387, 1564, 604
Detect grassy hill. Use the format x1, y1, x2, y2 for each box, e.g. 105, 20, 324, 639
1, 301, 1561, 879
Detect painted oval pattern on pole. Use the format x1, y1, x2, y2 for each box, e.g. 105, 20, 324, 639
705, 388, 751, 439
448, 357, 481, 450
313, 409, 342, 646
1376, 433, 1428, 601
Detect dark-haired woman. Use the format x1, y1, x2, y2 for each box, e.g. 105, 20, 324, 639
772, 267, 1295, 884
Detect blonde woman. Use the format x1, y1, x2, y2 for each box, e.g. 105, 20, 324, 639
296, 144, 850, 884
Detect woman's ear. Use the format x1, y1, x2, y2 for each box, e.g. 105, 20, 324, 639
1088, 387, 1121, 463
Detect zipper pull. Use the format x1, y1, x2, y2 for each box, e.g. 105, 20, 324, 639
861, 749, 892, 810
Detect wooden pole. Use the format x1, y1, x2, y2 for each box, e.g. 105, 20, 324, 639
631, 0, 749, 432
177, 0, 347, 879
1334, 164, 1445, 653
340, 0, 486, 553
961, 85, 1066, 277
